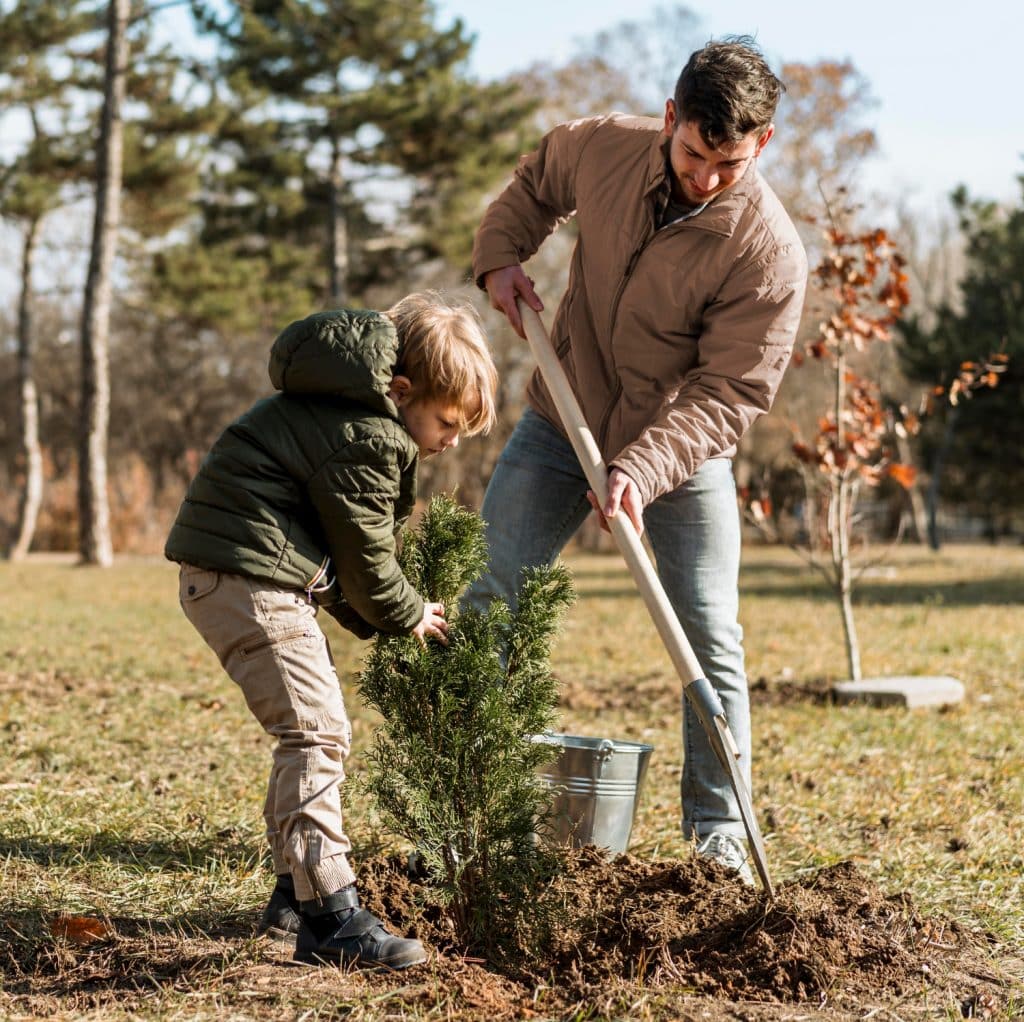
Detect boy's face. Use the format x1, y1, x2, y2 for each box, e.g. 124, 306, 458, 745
390, 377, 462, 458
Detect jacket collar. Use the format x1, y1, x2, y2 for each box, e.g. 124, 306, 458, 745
645, 130, 759, 238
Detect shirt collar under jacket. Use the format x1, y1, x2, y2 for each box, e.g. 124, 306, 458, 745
654, 165, 709, 228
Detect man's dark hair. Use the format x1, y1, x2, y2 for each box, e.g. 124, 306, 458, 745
673, 35, 783, 148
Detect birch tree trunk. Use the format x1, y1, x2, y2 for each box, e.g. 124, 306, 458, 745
327, 138, 348, 307
78, 0, 128, 566
10, 217, 43, 561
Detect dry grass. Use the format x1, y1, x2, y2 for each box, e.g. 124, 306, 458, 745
2, 542, 1022, 1019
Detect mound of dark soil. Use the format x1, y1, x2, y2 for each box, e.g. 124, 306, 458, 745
357, 848, 1015, 1018
748, 675, 834, 706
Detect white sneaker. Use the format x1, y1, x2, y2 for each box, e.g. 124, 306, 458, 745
696, 832, 755, 886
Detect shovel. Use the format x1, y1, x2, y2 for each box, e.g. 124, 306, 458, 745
518, 300, 775, 897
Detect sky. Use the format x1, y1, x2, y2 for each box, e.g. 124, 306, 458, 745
435, 0, 1023, 216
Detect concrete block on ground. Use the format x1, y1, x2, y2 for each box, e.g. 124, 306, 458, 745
831, 675, 965, 709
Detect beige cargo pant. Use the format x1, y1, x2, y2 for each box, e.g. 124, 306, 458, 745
178, 563, 357, 902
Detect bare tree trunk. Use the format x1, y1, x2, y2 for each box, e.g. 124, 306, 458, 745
894, 432, 929, 544
925, 406, 960, 552
830, 346, 862, 681
831, 473, 862, 682
10, 217, 44, 561
78, 0, 128, 567
327, 138, 348, 306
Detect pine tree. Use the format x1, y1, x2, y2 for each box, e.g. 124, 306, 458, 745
359, 495, 573, 955
191, 0, 533, 303
898, 184, 1023, 537
0, 1, 213, 562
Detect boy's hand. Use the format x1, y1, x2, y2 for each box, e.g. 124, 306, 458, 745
413, 602, 448, 647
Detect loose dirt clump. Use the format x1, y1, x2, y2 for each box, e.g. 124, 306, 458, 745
356, 848, 1016, 1018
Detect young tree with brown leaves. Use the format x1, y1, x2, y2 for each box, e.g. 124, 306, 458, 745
747, 202, 1004, 681
790, 219, 911, 680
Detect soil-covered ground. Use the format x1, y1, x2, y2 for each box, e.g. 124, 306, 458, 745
4, 551, 1024, 1020
350, 849, 1016, 1020
6, 850, 1018, 1020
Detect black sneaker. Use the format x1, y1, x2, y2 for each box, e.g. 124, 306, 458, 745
294, 885, 427, 970
257, 874, 301, 944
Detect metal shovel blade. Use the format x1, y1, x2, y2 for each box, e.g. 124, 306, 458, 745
684, 677, 774, 896
713, 716, 774, 895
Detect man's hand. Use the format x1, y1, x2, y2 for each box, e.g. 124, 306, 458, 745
587, 468, 645, 536
483, 265, 543, 339
412, 601, 448, 647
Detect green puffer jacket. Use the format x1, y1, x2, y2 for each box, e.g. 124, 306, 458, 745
164, 309, 423, 639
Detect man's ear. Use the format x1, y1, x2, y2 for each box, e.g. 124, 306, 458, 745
663, 98, 677, 138
388, 374, 413, 406
755, 124, 775, 156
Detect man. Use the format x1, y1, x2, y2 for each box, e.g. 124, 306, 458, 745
468, 37, 808, 883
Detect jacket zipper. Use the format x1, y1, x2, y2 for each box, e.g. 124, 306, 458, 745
597, 238, 646, 449
304, 556, 333, 601
596, 217, 702, 450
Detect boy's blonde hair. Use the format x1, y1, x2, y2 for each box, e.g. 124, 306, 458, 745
385, 291, 498, 436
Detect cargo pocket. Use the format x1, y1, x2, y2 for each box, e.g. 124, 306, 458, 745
179, 564, 219, 604
238, 626, 316, 662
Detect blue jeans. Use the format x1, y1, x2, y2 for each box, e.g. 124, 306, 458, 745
467, 408, 750, 840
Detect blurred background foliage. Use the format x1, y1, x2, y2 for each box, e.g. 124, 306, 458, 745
1, 0, 1021, 556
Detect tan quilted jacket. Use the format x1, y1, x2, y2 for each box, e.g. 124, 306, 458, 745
473, 114, 808, 505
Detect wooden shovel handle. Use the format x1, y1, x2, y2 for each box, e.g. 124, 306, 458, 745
518, 301, 704, 686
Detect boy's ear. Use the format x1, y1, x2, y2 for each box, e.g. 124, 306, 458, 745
388, 374, 413, 406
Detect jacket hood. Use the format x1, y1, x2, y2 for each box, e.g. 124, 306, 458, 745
268, 308, 400, 417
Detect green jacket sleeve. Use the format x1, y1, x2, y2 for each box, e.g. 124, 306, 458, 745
315, 584, 378, 640
309, 434, 423, 635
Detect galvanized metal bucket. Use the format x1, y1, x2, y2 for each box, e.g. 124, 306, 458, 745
530, 732, 654, 854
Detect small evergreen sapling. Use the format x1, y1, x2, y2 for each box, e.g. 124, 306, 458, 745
358, 495, 573, 953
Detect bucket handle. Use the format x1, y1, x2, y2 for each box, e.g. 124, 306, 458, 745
592, 738, 615, 779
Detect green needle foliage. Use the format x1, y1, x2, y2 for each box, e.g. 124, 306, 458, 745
359, 494, 574, 955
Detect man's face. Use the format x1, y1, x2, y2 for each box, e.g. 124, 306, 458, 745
663, 99, 773, 208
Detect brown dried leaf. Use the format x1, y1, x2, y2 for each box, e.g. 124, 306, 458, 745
50, 914, 115, 944
887, 463, 917, 489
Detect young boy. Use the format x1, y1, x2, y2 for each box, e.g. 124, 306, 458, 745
165, 292, 497, 970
